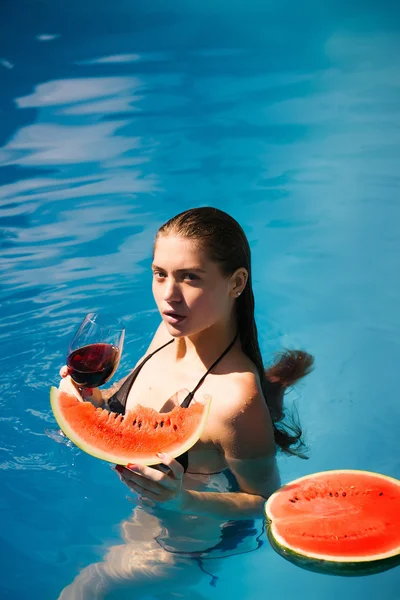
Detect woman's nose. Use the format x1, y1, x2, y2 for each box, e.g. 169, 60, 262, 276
163, 280, 181, 302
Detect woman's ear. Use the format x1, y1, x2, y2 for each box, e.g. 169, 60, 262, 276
230, 267, 248, 298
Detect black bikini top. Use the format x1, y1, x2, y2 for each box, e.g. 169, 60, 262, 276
108, 332, 238, 472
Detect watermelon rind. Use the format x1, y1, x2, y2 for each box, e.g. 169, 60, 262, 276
266, 528, 400, 577
50, 380, 211, 466
264, 469, 400, 576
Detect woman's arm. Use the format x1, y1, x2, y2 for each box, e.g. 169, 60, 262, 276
182, 379, 280, 518
182, 455, 280, 519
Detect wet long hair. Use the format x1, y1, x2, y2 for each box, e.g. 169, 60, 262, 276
156, 207, 314, 457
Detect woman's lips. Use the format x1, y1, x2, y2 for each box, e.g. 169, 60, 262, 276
163, 311, 186, 324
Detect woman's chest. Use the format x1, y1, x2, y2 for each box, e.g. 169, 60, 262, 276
123, 351, 229, 472
125, 351, 211, 412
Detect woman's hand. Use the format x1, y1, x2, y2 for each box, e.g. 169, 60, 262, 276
58, 366, 104, 406
115, 453, 189, 512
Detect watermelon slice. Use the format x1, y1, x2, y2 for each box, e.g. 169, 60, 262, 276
50, 379, 211, 465
265, 470, 400, 576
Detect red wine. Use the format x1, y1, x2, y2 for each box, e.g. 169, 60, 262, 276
67, 343, 120, 387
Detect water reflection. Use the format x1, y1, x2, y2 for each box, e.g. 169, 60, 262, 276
36, 34, 60, 42
57, 471, 262, 599
16, 76, 143, 110
1, 120, 144, 165
0, 58, 14, 70
79, 54, 141, 65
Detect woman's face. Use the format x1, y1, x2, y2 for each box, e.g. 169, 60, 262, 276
152, 235, 235, 337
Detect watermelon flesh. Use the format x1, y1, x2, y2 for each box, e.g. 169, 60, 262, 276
50, 383, 211, 465
265, 470, 400, 576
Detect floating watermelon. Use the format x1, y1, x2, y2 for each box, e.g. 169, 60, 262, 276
265, 470, 400, 576
50, 379, 211, 465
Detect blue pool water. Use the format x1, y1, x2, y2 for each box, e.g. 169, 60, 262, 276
1, 1, 399, 598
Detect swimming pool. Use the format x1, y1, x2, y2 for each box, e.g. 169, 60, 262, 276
1, 1, 399, 598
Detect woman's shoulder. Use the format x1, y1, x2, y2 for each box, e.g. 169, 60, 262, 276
210, 360, 275, 458
225, 370, 265, 414
212, 352, 267, 422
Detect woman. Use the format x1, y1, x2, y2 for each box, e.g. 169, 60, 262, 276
58, 207, 313, 597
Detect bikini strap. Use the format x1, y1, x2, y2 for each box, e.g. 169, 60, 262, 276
108, 332, 238, 413
180, 332, 239, 408
108, 338, 174, 413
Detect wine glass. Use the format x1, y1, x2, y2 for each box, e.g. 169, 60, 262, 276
46, 313, 125, 445
67, 312, 125, 388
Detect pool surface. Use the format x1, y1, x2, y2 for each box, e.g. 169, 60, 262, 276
1, 1, 399, 598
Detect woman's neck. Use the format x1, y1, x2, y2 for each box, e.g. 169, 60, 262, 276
175, 318, 238, 367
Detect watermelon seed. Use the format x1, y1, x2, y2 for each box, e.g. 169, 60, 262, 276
379, 492, 383, 496
289, 499, 295, 503
329, 492, 333, 496
342, 492, 346, 497
154, 423, 158, 429
132, 419, 137, 426
173, 425, 178, 431
138, 421, 142, 428
294, 497, 299, 501
335, 492, 339, 497
160, 421, 164, 428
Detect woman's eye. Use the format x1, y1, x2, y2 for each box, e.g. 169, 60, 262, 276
153, 271, 166, 279
183, 273, 199, 281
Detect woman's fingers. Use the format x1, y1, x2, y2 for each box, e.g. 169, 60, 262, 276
58, 375, 82, 399
59, 365, 69, 378
119, 464, 174, 490
115, 463, 182, 498
116, 467, 164, 497
114, 463, 187, 510
122, 477, 162, 502
124, 454, 183, 483
58, 371, 103, 405
114, 455, 184, 506
155, 453, 184, 480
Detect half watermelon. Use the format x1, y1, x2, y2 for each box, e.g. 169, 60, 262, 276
265, 470, 400, 576
50, 378, 211, 465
